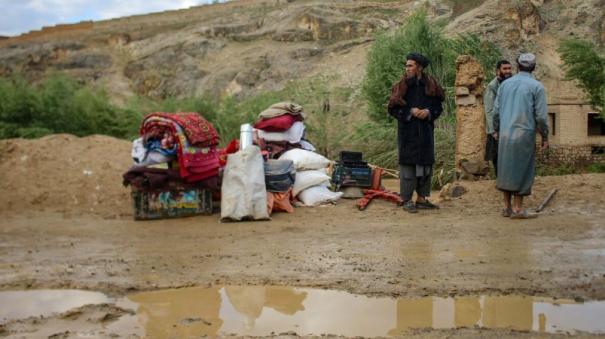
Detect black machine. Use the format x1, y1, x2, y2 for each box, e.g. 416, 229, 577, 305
331, 151, 372, 190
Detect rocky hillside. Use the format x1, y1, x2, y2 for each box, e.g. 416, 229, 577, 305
0, 0, 603, 104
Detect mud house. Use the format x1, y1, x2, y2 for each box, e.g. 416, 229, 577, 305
541, 80, 605, 164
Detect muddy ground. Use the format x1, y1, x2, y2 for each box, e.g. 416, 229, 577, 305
1, 136, 604, 338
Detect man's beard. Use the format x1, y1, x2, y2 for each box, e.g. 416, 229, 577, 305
500, 73, 512, 81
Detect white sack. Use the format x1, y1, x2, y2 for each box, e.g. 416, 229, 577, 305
221, 146, 270, 221
257, 121, 305, 143
298, 185, 343, 207
292, 170, 330, 197
279, 148, 330, 170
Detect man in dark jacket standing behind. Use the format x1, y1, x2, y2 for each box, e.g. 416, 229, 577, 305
483, 60, 513, 177
388, 52, 444, 213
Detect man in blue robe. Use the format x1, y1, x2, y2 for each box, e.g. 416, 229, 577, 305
493, 53, 549, 219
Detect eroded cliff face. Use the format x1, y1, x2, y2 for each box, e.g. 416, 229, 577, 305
446, 0, 604, 104
0, 0, 602, 104
0, 0, 407, 102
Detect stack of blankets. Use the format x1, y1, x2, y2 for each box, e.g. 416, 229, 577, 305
123, 112, 221, 192
254, 102, 316, 158
255, 102, 343, 207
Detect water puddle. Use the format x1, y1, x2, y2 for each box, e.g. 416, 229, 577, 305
2, 287, 605, 336
0, 289, 109, 321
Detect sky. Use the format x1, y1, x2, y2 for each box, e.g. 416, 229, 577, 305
0, 0, 222, 37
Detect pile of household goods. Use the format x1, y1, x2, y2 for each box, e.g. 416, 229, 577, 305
122, 102, 344, 221
222, 102, 343, 221
122, 112, 220, 220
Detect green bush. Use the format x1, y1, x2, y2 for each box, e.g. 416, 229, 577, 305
559, 39, 605, 116
0, 74, 141, 139
362, 10, 456, 123
450, 33, 502, 80
432, 115, 457, 188
123, 76, 350, 153
535, 161, 605, 176
586, 162, 605, 173
358, 10, 500, 188
0, 76, 40, 136
0, 72, 352, 161
536, 163, 577, 177
274, 76, 350, 158
353, 121, 398, 168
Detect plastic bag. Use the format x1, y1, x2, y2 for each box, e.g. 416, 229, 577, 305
221, 146, 269, 221
264, 159, 296, 193
131, 138, 147, 164
266, 189, 294, 215
299, 139, 316, 152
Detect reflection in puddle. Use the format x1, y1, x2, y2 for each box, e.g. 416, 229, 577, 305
2, 287, 605, 336
0, 290, 109, 321
121, 287, 605, 337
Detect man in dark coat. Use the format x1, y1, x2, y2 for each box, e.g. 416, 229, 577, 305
483, 60, 513, 177
388, 52, 444, 213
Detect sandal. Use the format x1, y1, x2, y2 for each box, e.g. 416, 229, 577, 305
510, 209, 538, 219
502, 207, 513, 217
415, 199, 439, 210
402, 200, 418, 213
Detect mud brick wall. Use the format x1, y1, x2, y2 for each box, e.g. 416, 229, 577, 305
454, 55, 486, 172
547, 104, 605, 146
544, 104, 605, 165
537, 145, 605, 165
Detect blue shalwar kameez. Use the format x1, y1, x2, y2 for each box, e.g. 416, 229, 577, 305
493, 72, 549, 196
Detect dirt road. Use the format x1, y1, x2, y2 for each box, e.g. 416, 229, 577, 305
1, 136, 604, 337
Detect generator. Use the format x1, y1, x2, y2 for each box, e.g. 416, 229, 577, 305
331, 151, 373, 190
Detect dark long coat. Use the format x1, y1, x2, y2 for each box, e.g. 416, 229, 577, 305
388, 75, 444, 165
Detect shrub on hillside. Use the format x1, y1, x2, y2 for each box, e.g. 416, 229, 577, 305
358, 10, 501, 188
558, 39, 605, 116
0, 73, 352, 160
361, 10, 455, 123
0, 74, 140, 139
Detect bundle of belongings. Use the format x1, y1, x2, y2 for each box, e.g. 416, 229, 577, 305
252, 102, 343, 211
254, 102, 316, 158
264, 159, 296, 214
221, 145, 271, 221
121, 104, 344, 221
123, 112, 221, 220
